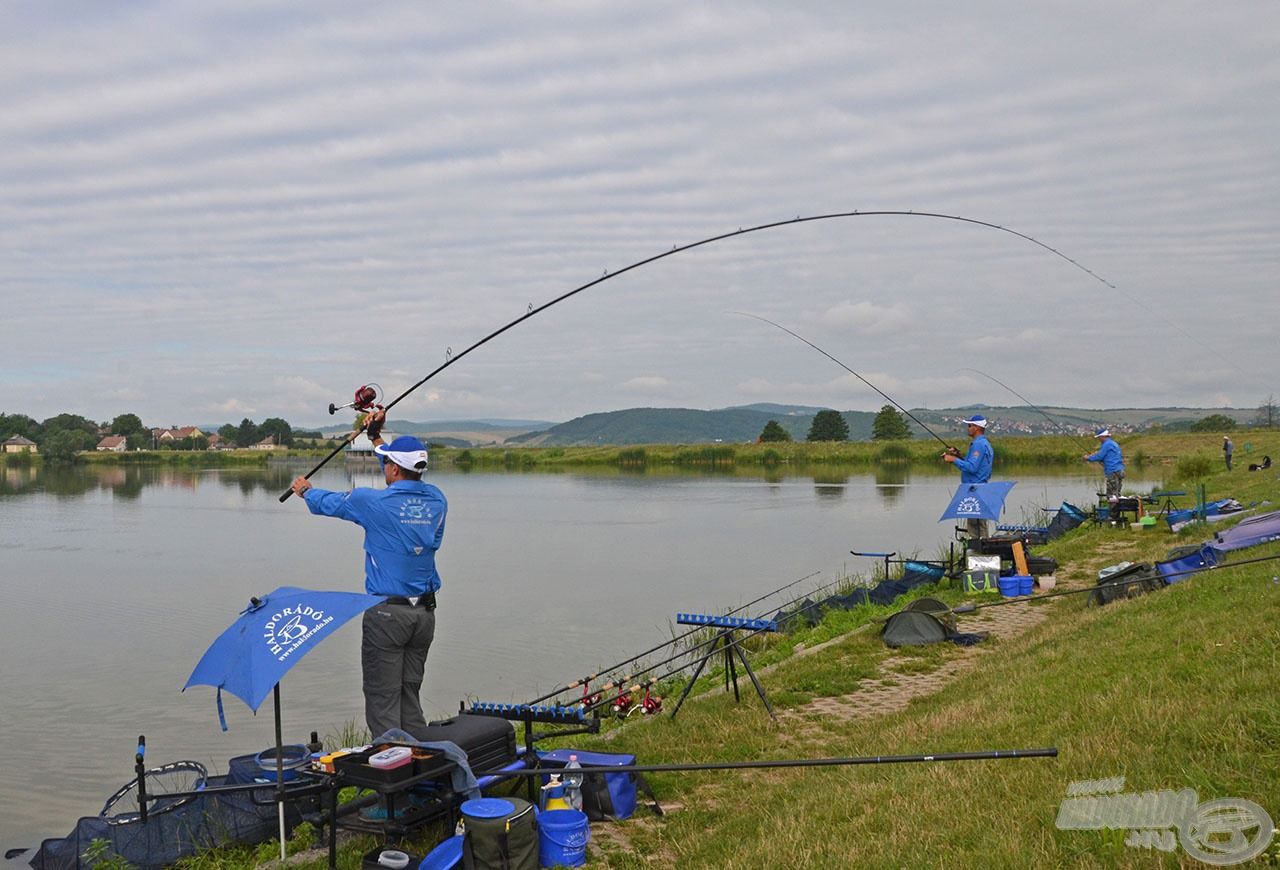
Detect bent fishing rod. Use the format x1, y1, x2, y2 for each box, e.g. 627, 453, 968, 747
279, 210, 1114, 501
525, 570, 819, 706
472, 746, 1057, 779
736, 312, 956, 452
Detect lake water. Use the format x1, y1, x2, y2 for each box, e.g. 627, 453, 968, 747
0, 460, 1157, 848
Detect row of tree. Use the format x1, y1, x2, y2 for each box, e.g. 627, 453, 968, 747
0, 412, 328, 463
759, 405, 911, 443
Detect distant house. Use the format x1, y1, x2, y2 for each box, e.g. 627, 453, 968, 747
96, 435, 127, 452
206, 433, 231, 451
344, 431, 397, 457
252, 435, 278, 450
3, 435, 37, 454
152, 426, 204, 442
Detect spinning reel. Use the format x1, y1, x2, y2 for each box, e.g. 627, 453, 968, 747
328, 383, 383, 416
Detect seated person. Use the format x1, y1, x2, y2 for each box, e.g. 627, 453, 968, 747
1248, 455, 1272, 472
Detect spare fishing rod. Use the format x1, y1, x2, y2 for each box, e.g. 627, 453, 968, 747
472, 746, 1058, 779
736, 312, 956, 452
279, 210, 1114, 501
958, 368, 1095, 449
525, 570, 819, 707
580, 576, 859, 716
574, 574, 853, 715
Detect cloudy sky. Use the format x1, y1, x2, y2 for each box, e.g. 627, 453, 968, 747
3, 1, 1277, 428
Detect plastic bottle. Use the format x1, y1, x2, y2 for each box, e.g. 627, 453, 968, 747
563, 755, 584, 811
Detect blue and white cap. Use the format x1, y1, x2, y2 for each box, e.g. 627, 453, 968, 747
375, 435, 429, 471
961, 415, 988, 429
1095, 428, 1110, 438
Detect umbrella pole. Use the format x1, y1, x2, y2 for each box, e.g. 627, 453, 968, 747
274, 683, 287, 862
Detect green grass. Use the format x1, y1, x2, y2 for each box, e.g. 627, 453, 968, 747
138, 428, 1280, 867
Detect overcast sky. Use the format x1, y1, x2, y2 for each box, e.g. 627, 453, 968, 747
3, 2, 1277, 428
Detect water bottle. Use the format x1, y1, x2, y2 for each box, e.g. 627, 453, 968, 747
563, 755, 584, 811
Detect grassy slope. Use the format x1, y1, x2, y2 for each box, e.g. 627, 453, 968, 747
565, 431, 1280, 868
170, 430, 1278, 867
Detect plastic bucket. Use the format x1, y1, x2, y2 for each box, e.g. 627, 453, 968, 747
538, 808, 588, 868
997, 576, 1020, 598
1015, 575, 1034, 596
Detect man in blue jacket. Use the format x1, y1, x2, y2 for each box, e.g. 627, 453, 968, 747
943, 414, 995, 538
291, 408, 447, 739
1084, 428, 1125, 499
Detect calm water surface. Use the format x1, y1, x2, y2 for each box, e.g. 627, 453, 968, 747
0, 460, 1155, 847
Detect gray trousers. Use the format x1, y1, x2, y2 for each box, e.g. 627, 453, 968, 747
362, 602, 435, 740
966, 518, 991, 539
1104, 471, 1124, 498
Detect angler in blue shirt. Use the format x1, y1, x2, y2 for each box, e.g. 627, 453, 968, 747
944, 415, 995, 537
1084, 427, 1125, 498
291, 409, 447, 739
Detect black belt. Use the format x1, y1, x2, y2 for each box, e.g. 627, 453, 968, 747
384, 592, 436, 610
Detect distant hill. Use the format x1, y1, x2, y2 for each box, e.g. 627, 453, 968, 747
506, 407, 877, 446
318, 418, 555, 446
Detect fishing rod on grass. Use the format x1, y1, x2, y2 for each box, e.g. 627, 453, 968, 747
471, 746, 1058, 780
279, 210, 1114, 501
735, 312, 957, 452
524, 570, 820, 707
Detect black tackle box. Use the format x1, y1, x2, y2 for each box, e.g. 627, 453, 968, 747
419, 714, 517, 774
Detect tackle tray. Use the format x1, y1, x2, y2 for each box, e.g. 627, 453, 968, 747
334, 744, 449, 786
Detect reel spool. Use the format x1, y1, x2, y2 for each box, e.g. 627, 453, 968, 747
328, 383, 382, 415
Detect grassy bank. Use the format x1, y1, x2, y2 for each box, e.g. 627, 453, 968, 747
136, 430, 1279, 867
432, 430, 1267, 472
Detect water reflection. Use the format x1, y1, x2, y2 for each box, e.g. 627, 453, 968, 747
811, 469, 848, 500
874, 464, 910, 507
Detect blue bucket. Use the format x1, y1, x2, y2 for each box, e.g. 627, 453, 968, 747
997, 576, 1020, 598
1016, 575, 1034, 596
538, 808, 588, 868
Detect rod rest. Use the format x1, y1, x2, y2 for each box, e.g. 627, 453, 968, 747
676, 613, 778, 632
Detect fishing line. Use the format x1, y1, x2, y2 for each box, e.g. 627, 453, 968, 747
957, 368, 1097, 451
279, 210, 1114, 501
735, 311, 956, 451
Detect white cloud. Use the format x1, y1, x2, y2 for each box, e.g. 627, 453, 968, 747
2, 1, 1278, 426
818, 301, 914, 335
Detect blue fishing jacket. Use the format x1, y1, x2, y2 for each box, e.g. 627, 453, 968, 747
303, 480, 447, 597
1086, 438, 1125, 475
952, 434, 993, 483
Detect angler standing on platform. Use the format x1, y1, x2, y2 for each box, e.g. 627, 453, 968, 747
290, 408, 447, 740
1084, 428, 1125, 499
943, 415, 995, 538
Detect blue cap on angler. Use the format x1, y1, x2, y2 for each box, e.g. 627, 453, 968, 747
375, 435, 429, 471
1095, 428, 1110, 438
961, 415, 988, 429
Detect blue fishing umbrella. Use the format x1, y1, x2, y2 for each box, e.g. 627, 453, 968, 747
184, 586, 385, 858
185, 586, 385, 727
939, 481, 1017, 523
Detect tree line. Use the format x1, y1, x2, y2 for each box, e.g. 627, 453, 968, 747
758, 405, 911, 443
0, 411, 327, 463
